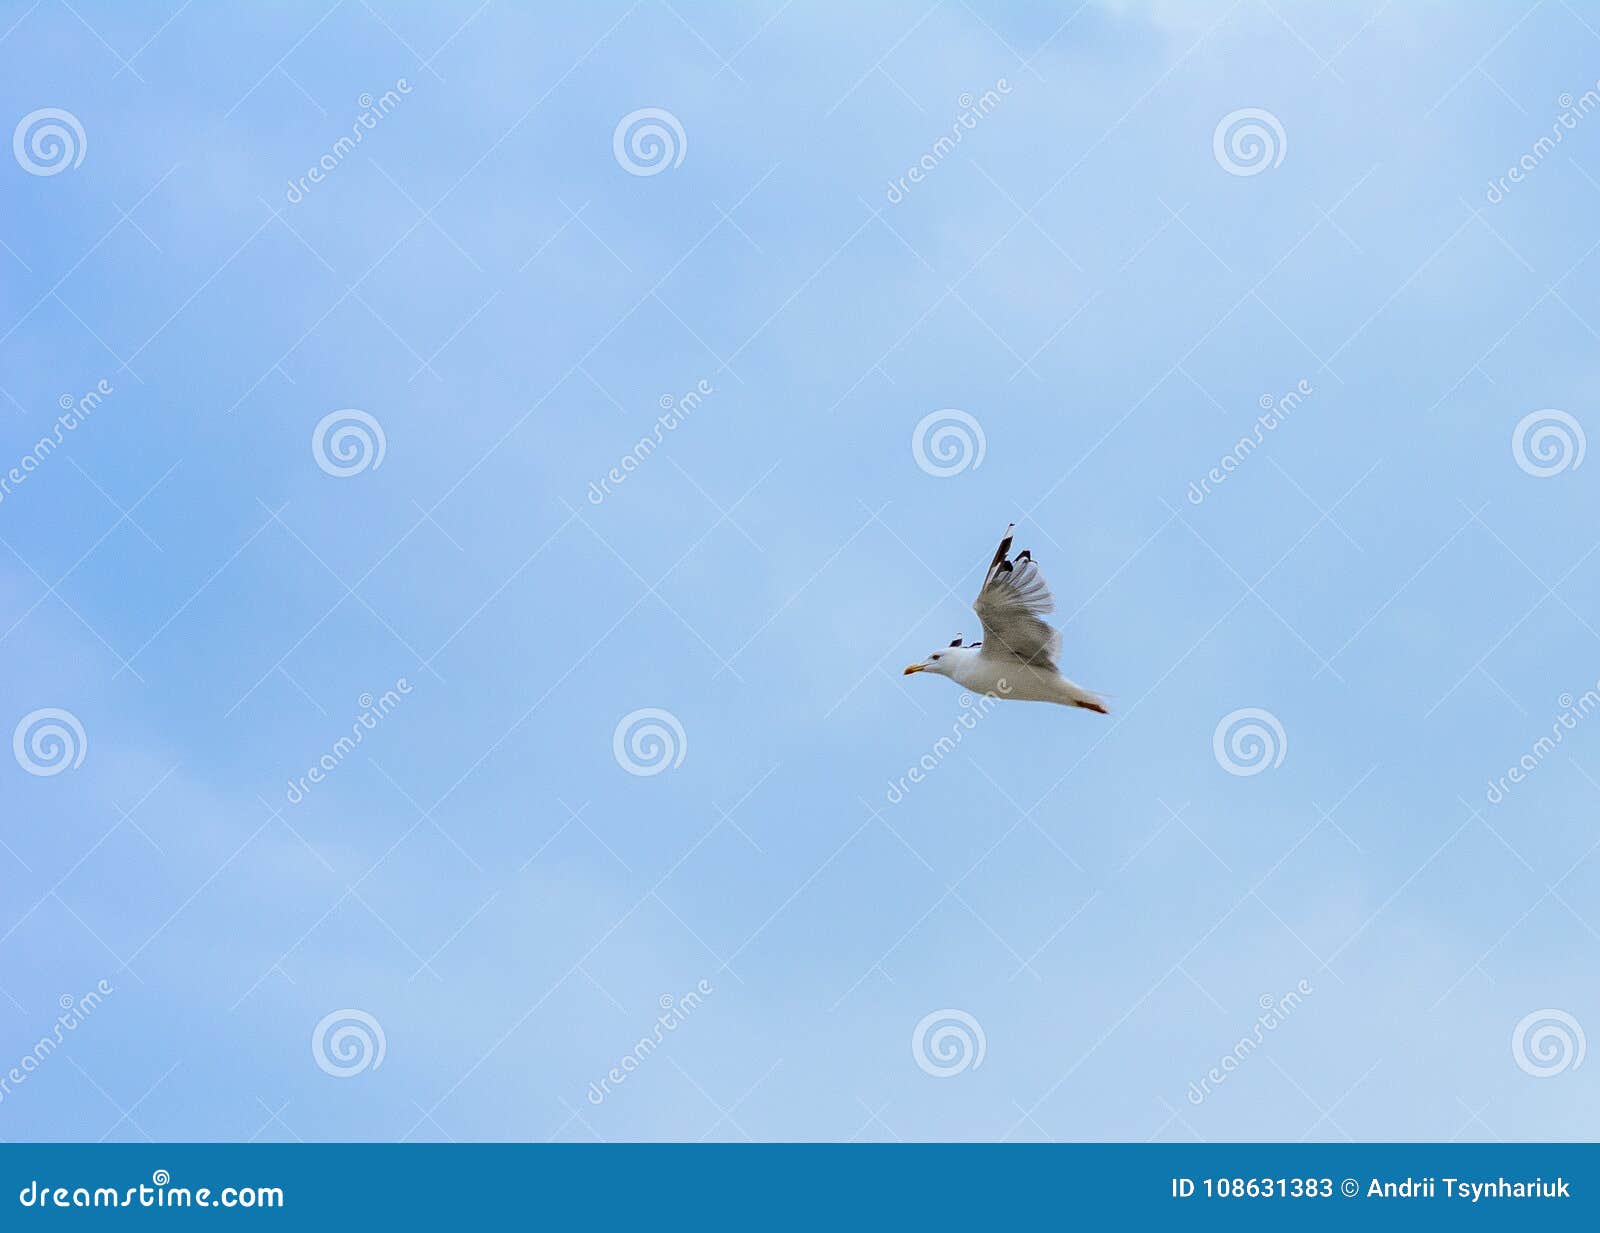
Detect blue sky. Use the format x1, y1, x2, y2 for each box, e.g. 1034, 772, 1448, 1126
2, 0, 1599, 1142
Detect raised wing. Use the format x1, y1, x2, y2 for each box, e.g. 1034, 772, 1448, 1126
972, 523, 1061, 669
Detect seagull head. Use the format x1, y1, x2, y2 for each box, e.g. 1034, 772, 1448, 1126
904, 636, 968, 678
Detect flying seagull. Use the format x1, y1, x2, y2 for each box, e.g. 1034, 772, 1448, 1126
904, 523, 1107, 713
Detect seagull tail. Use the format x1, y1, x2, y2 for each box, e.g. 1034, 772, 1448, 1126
1058, 680, 1108, 714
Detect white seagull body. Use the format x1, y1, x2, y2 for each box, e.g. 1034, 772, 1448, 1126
904, 523, 1107, 714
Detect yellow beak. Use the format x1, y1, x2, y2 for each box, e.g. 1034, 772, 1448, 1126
903, 664, 925, 675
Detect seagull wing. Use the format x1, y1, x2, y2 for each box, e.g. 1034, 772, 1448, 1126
973, 523, 1061, 670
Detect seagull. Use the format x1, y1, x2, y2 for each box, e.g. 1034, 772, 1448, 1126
903, 523, 1108, 713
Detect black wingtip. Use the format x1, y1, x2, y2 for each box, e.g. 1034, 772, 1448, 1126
988, 524, 1015, 575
